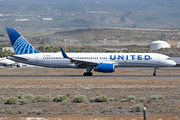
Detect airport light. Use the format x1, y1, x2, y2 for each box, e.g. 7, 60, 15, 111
143, 107, 147, 120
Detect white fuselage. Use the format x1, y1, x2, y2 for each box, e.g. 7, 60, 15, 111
7, 52, 176, 68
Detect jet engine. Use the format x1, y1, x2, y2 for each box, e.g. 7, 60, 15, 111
16, 63, 22, 67
94, 64, 115, 73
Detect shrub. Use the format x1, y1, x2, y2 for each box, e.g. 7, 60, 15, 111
43, 95, 51, 102
128, 95, 136, 100
53, 95, 68, 102
150, 95, 159, 100
36, 110, 43, 115
5, 109, 9, 113
131, 104, 143, 112
130, 100, 136, 103
6, 97, 19, 104
3, 97, 7, 101
64, 109, 68, 112
90, 97, 95, 102
21, 98, 30, 104
109, 98, 114, 101
62, 100, 67, 105
114, 98, 118, 101
108, 107, 114, 112
95, 95, 108, 102
28, 110, 43, 115
73, 94, 87, 103
151, 95, 164, 100
28, 110, 32, 114
139, 97, 146, 102
158, 95, 164, 99
33, 95, 51, 102
121, 99, 127, 102
118, 105, 124, 109
21, 94, 34, 102
33, 95, 42, 102
0, 96, 4, 100
19, 92, 24, 95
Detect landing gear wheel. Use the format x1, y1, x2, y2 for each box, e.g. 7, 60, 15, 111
153, 67, 158, 76
83, 72, 93, 76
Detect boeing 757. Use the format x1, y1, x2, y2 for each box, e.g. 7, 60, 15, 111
5, 27, 176, 76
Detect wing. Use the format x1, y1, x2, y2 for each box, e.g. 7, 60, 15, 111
60, 47, 99, 67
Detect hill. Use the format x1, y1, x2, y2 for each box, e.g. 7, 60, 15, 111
0, 0, 180, 31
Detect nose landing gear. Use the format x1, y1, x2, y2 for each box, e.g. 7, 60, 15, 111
153, 67, 159, 76
153, 73, 156, 76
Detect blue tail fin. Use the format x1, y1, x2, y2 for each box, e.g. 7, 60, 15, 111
5, 27, 40, 55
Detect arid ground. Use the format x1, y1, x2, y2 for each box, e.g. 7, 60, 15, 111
0, 68, 180, 120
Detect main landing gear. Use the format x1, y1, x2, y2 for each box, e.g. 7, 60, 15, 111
153, 67, 159, 76
83, 66, 93, 76
83, 72, 93, 76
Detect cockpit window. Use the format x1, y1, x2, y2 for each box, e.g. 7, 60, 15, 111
165, 58, 171, 60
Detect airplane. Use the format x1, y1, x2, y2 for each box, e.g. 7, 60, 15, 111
0, 57, 21, 67
5, 27, 176, 76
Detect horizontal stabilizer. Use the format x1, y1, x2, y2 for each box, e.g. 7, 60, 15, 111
7, 55, 29, 61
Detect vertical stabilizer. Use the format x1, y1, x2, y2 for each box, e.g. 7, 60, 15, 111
5, 27, 40, 55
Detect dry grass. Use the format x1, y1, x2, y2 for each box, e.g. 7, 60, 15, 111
0, 77, 180, 90
0, 68, 180, 119
0, 114, 180, 120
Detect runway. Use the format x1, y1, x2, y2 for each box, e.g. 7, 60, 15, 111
0, 75, 180, 78
0, 67, 180, 78
0, 92, 179, 95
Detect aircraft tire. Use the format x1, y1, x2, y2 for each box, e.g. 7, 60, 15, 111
153, 73, 156, 76
83, 72, 93, 76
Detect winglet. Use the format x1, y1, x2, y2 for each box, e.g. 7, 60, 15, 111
72, 50, 75, 53
60, 47, 69, 58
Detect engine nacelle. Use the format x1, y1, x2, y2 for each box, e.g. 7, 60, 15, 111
94, 64, 115, 73
2, 63, 8, 66
16, 63, 22, 68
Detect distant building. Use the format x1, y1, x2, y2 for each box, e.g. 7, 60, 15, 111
2, 47, 14, 52
15, 19, 30, 21
177, 42, 180, 48
40, 41, 44, 44
89, 11, 109, 14
150, 40, 170, 51
42, 18, 52, 21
